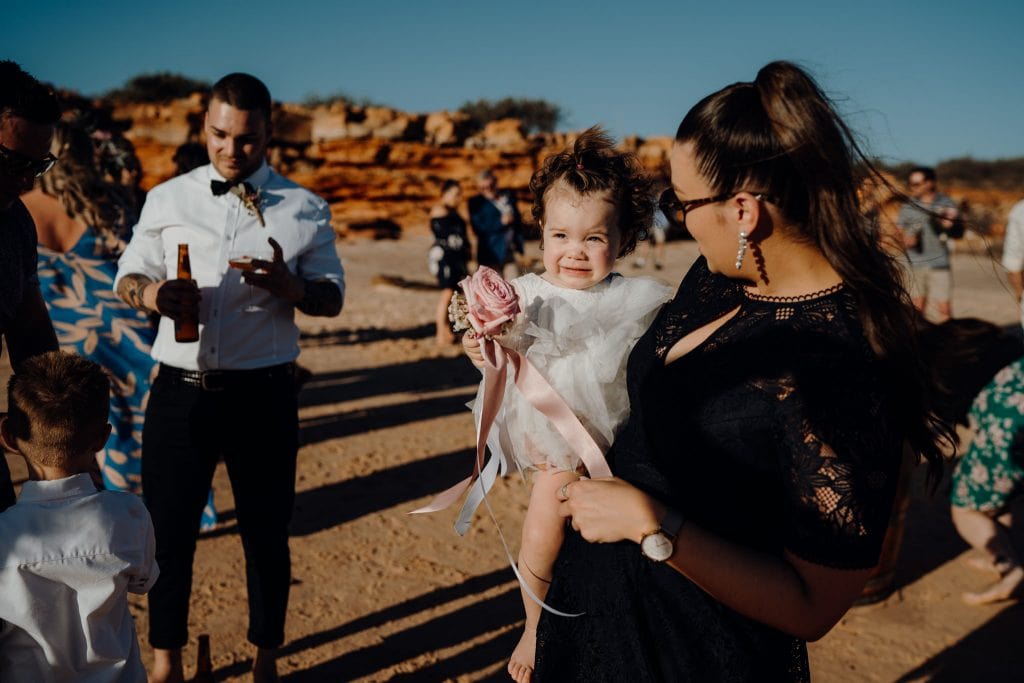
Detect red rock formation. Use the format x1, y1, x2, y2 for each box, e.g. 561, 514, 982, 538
122, 96, 652, 239
116, 96, 1018, 242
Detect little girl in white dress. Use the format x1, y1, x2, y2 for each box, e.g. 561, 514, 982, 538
462, 127, 672, 683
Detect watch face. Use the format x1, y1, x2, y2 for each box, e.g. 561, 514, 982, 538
641, 531, 674, 562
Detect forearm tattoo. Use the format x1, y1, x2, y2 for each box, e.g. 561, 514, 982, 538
117, 274, 156, 312
296, 279, 343, 317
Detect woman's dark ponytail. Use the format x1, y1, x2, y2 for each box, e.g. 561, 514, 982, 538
677, 61, 955, 482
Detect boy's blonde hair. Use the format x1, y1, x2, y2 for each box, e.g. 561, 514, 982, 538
5, 352, 110, 467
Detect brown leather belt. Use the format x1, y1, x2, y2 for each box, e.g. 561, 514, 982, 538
158, 363, 293, 392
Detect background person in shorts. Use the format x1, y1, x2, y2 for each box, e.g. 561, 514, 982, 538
897, 166, 959, 320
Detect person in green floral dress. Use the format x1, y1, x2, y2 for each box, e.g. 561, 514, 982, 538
951, 356, 1024, 605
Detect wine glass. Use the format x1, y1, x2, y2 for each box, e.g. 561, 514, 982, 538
228, 247, 273, 312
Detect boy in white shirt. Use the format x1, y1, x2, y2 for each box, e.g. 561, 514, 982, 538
0, 351, 158, 682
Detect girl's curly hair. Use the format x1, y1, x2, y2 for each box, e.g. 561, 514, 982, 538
529, 126, 654, 257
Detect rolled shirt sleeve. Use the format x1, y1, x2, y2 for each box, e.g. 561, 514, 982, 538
114, 188, 173, 289
295, 196, 345, 303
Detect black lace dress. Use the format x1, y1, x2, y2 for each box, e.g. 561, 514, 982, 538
428, 209, 470, 289
534, 257, 903, 682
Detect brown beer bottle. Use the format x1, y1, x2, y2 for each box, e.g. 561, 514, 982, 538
193, 633, 214, 683
175, 244, 199, 343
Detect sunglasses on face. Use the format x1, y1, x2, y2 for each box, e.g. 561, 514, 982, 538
659, 188, 775, 230
0, 144, 57, 179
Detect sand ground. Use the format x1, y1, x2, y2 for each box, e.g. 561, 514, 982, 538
5, 235, 1024, 682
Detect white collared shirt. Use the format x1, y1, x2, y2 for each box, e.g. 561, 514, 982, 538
114, 162, 345, 370
0, 473, 157, 683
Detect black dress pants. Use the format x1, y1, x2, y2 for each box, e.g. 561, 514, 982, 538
142, 364, 298, 649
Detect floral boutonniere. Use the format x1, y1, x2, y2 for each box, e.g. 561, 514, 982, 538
229, 183, 266, 227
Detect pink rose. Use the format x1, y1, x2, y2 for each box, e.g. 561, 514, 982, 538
460, 266, 520, 338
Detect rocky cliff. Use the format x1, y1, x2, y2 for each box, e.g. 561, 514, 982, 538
113, 96, 671, 239
113, 96, 1019, 240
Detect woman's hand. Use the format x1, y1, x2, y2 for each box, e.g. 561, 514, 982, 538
461, 330, 485, 368
557, 477, 663, 545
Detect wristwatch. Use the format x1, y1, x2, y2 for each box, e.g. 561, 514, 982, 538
639, 507, 685, 562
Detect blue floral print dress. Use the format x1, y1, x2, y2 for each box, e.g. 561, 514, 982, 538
37, 226, 217, 528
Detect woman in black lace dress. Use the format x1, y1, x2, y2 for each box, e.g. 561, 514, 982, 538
429, 179, 471, 344
534, 62, 952, 682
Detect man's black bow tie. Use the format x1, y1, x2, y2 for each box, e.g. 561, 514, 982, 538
211, 180, 254, 196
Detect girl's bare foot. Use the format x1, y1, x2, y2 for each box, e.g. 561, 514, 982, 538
148, 648, 184, 683
963, 565, 1024, 605
507, 626, 536, 683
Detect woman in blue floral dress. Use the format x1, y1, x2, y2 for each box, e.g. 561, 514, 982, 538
22, 121, 217, 528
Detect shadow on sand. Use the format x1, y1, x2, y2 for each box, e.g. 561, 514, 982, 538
299, 322, 436, 348
298, 390, 477, 447
888, 463, 969, 594
200, 356, 481, 537
281, 587, 520, 682
297, 355, 480, 410
868, 461, 1024, 681
296, 354, 480, 447
210, 569, 520, 681
199, 446, 478, 540
289, 447, 477, 536
894, 603, 1024, 681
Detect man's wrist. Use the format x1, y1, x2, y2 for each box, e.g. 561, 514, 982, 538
141, 282, 159, 313
117, 274, 158, 313
294, 279, 342, 317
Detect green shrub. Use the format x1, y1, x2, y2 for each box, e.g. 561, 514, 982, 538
104, 73, 210, 103
875, 157, 1024, 191
458, 97, 562, 134
301, 91, 382, 108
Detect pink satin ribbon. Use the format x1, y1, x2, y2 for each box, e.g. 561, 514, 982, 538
410, 335, 611, 525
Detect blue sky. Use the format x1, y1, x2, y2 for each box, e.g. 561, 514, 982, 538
5, 0, 1022, 165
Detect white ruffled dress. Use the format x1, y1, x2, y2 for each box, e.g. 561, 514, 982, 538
476, 272, 673, 474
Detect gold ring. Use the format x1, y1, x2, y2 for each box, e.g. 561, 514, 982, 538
559, 484, 569, 500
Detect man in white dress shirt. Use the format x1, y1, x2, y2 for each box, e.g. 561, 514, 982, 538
114, 72, 344, 683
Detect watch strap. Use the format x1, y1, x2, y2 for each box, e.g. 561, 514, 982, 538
660, 507, 685, 539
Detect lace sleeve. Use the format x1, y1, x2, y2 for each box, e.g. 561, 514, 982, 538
774, 346, 902, 569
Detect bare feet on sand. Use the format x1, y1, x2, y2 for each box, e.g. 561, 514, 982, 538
962, 565, 1024, 605
508, 626, 536, 683
965, 554, 1014, 575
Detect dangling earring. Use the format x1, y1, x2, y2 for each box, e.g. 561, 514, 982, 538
735, 231, 748, 270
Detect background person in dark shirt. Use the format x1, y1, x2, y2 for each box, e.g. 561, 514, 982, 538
468, 168, 524, 279
0, 60, 61, 511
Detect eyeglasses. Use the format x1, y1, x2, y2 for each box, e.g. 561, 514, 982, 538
0, 144, 57, 179
659, 188, 774, 230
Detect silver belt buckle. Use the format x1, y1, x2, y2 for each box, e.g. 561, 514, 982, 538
200, 371, 225, 392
